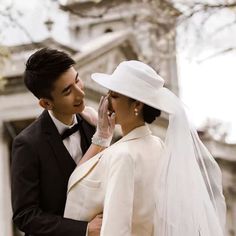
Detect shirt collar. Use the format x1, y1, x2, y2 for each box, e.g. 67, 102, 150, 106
116, 124, 152, 144
48, 110, 78, 135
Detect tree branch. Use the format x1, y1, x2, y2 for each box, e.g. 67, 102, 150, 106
178, 1, 236, 18
0, 9, 34, 42
197, 48, 236, 63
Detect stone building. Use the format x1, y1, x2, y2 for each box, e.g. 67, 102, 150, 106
60, 0, 180, 94
0, 0, 235, 235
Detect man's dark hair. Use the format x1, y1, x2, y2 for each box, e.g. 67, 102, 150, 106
24, 48, 75, 99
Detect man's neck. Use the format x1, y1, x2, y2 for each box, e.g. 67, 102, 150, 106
51, 111, 74, 126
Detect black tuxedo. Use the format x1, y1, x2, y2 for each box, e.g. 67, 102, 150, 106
11, 110, 96, 236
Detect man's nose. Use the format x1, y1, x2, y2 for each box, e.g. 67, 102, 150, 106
74, 84, 85, 97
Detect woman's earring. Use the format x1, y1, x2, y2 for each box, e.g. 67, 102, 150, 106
134, 108, 139, 116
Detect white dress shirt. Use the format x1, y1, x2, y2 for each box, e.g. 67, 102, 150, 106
48, 111, 83, 164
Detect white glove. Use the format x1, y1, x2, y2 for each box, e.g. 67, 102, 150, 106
92, 96, 115, 147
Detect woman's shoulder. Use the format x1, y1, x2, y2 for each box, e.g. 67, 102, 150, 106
151, 135, 165, 148
102, 141, 133, 162
104, 141, 129, 156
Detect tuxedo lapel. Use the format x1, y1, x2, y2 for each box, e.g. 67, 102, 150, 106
39, 111, 95, 184
76, 114, 96, 155
40, 110, 76, 180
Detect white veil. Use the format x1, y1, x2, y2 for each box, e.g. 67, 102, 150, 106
154, 88, 226, 236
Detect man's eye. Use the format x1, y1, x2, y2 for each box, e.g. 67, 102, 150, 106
65, 90, 71, 95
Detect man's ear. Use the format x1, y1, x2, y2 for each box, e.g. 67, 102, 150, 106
39, 98, 53, 110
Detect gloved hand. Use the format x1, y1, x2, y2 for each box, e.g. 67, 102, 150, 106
92, 96, 115, 147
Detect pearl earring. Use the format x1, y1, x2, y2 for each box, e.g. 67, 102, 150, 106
134, 108, 139, 116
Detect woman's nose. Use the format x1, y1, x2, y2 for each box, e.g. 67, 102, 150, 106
107, 96, 113, 111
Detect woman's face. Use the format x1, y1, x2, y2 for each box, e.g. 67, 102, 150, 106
108, 91, 136, 126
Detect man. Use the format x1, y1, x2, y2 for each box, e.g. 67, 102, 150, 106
11, 48, 111, 236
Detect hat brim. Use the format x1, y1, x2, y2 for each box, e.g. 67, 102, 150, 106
91, 73, 174, 114
91, 73, 122, 95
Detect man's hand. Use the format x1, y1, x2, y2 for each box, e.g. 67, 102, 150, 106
88, 214, 103, 236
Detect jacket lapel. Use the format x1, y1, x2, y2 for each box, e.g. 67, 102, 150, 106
67, 153, 103, 192
41, 110, 76, 181
67, 125, 152, 193
76, 114, 96, 155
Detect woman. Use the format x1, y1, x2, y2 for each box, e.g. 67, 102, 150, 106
64, 60, 226, 236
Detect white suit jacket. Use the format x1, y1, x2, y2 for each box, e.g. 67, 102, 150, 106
64, 125, 164, 236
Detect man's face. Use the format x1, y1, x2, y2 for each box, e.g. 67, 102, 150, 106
48, 67, 85, 121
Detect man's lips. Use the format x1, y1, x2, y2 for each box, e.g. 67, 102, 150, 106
74, 101, 83, 107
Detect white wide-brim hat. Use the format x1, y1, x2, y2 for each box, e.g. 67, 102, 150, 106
91, 60, 178, 114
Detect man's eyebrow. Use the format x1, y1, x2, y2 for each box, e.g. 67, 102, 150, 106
61, 72, 79, 94
75, 72, 79, 81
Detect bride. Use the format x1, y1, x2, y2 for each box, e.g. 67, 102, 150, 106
64, 60, 226, 236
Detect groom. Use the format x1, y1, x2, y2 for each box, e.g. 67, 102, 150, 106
11, 48, 102, 236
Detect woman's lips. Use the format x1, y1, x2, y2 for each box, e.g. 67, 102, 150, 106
107, 110, 114, 116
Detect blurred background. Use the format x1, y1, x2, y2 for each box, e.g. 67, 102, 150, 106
0, 0, 235, 235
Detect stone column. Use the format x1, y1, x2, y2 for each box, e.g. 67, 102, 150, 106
233, 201, 236, 236
228, 187, 236, 236
0, 120, 13, 236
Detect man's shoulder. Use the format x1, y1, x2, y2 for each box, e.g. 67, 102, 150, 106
14, 112, 46, 143
79, 106, 97, 127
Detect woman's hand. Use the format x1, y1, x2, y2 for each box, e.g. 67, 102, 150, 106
78, 96, 115, 166
92, 96, 115, 147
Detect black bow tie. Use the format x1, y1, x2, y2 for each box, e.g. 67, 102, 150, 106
61, 123, 81, 140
